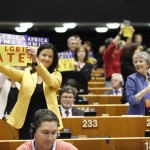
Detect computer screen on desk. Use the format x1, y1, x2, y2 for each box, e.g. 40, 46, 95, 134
84, 111, 97, 116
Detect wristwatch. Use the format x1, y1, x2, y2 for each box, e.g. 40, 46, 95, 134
117, 33, 122, 37
32, 60, 40, 67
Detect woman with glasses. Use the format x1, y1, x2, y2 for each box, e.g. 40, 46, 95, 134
17, 109, 78, 150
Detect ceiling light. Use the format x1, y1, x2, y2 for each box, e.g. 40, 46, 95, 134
54, 27, 67, 33
95, 27, 108, 33
106, 23, 120, 29
63, 23, 76, 29
15, 27, 28, 32
20, 22, 33, 28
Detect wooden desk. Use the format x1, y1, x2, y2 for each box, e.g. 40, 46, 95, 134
1, 137, 150, 150
80, 95, 121, 104
61, 116, 150, 137
88, 87, 112, 94
92, 69, 105, 77
89, 77, 105, 82
93, 68, 105, 74
0, 120, 18, 140
88, 82, 105, 88
74, 104, 128, 116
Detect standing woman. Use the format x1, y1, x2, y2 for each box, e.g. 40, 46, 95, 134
126, 51, 150, 115
120, 43, 139, 103
73, 46, 93, 94
0, 43, 63, 139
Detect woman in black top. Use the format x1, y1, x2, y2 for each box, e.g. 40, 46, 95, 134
120, 43, 140, 103
72, 46, 93, 94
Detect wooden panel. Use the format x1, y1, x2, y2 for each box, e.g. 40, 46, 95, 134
0, 137, 150, 150
80, 95, 122, 104
74, 104, 128, 116
88, 82, 105, 88
89, 77, 105, 82
61, 116, 150, 137
92, 73, 102, 77
142, 140, 150, 150
88, 87, 111, 94
93, 68, 105, 73
0, 120, 19, 140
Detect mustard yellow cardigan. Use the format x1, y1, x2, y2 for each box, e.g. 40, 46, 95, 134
0, 64, 63, 129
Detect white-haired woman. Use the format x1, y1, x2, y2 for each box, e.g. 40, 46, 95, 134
126, 51, 150, 115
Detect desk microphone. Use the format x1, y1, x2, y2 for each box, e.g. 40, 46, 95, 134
106, 139, 116, 150
2, 116, 16, 139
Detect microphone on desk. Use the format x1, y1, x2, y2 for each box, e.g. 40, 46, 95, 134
106, 139, 116, 150
2, 116, 16, 140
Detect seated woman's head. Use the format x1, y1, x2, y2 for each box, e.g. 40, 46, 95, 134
74, 46, 88, 62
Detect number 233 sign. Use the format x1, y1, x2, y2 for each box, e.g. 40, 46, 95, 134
82, 119, 98, 128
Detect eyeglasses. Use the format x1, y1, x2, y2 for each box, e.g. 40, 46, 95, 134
43, 131, 60, 138
61, 96, 74, 100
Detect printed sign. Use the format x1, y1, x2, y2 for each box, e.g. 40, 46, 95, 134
0, 44, 32, 66
58, 51, 75, 72
0, 33, 28, 45
0, 33, 50, 46
87, 51, 93, 64
27, 36, 49, 46
0, 33, 49, 66
123, 26, 133, 37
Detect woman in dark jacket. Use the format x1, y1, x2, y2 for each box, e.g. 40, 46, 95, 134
120, 43, 140, 103
72, 46, 93, 94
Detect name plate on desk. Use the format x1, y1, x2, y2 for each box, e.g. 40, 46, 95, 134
82, 119, 98, 128
146, 119, 150, 127
142, 140, 150, 150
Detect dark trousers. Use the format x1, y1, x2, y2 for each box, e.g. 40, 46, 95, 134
19, 124, 31, 139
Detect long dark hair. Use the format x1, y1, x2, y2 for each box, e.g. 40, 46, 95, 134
120, 43, 139, 64
31, 43, 58, 73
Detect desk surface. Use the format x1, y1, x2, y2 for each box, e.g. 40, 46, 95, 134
88, 82, 105, 88
61, 116, 150, 138
74, 104, 128, 116
88, 87, 111, 94
1, 137, 150, 150
80, 95, 122, 104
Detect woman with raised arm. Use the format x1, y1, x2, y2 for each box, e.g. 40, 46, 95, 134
0, 43, 63, 139
126, 51, 150, 115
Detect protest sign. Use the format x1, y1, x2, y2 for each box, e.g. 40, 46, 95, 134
58, 51, 75, 72
0, 44, 32, 66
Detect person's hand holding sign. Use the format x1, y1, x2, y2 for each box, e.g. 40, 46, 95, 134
26, 47, 37, 63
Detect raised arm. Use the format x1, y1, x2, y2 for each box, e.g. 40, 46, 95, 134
113, 23, 125, 45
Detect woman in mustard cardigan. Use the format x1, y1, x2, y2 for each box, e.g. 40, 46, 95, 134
0, 43, 63, 139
